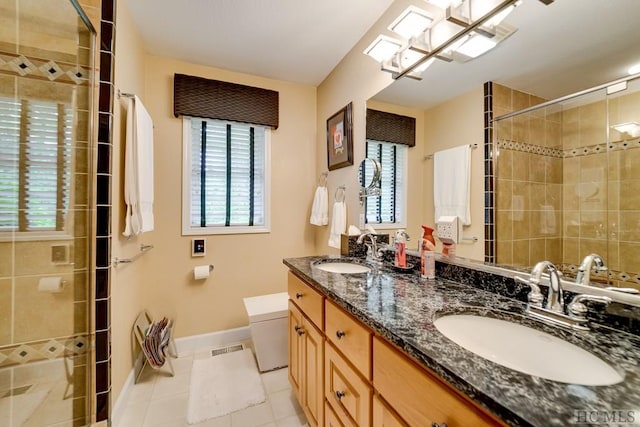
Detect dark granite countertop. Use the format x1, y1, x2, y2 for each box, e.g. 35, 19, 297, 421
283, 255, 640, 427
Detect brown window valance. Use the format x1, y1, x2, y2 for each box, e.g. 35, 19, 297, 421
366, 109, 415, 147
173, 73, 279, 129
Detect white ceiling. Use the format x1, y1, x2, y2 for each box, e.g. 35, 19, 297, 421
125, 0, 394, 86
126, 0, 640, 108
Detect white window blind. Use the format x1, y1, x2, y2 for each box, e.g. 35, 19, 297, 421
0, 98, 72, 232
365, 140, 406, 225
183, 117, 270, 234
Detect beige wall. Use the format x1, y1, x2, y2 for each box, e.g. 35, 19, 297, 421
365, 99, 426, 246
111, 0, 148, 404
422, 88, 485, 261
315, 1, 486, 259
111, 2, 318, 403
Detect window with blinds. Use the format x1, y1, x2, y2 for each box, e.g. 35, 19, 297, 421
364, 140, 407, 226
182, 117, 270, 235
0, 98, 72, 232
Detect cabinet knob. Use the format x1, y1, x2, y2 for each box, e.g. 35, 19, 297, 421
296, 328, 305, 336
335, 390, 346, 400
336, 330, 346, 339
431, 423, 447, 427
294, 325, 302, 332
295, 292, 303, 299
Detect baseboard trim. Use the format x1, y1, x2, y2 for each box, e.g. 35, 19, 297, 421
110, 326, 251, 426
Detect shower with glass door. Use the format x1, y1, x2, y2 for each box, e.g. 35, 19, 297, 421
0, 0, 95, 425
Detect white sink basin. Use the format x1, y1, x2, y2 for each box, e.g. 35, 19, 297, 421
434, 314, 623, 386
314, 262, 371, 274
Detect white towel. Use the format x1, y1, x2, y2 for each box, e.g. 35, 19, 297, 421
310, 185, 328, 226
123, 95, 154, 237
328, 201, 346, 249
433, 145, 471, 226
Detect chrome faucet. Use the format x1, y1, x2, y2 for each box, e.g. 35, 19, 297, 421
357, 233, 382, 264
531, 260, 564, 312
516, 260, 611, 331
576, 253, 608, 286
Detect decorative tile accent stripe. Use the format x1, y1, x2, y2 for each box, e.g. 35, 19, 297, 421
497, 137, 640, 159
0, 53, 89, 85
0, 335, 89, 368
561, 263, 640, 286
496, 139, 563, 158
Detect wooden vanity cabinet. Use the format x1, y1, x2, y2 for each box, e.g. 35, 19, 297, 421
373, 395, 407, 427
288, 272, 325, 427
287, 269, 505, 427
325, 343, 372, 426
373, 337, 505, 427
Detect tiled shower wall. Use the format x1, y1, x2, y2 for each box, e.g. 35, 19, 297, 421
490, 82, 640, 289
492, 83, 561, 268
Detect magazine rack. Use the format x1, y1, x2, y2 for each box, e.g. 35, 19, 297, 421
133, 310, 177, 383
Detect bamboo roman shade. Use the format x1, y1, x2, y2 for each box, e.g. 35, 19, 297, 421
173, 73, 279, 129
366, 109, 415, 147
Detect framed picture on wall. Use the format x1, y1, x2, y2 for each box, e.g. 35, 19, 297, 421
326, 102, 353, 171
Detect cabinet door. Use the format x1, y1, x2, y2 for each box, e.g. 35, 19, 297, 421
288, 301, 303, 401
302, 317, 324, 427
373, 395, 407, 427
373, 337, 503, 427
325, 401, 352, 427
325, 343, 371, 427
325, 300, 372, 380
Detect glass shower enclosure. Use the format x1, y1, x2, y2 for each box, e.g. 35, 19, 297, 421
493, 75, 640, 290
0, 0, 95, 425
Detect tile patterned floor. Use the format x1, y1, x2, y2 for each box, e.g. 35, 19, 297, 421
116, 348, 308, 427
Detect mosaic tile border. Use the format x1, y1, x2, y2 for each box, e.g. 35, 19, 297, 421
0, 335, 89, 368
496, 139, 563, 158
95, 0, 115, 421
0, 53, 90, 85
496, 137, 640, 159
561, 264, 640, 286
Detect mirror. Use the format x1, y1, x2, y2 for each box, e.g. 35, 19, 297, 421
367, 0, 640, 291
358, 158, 382, 199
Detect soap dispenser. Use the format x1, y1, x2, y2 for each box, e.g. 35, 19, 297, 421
394, 230, 410, 268
420, 225, 436, 279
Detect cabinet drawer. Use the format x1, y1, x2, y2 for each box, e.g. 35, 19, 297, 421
373, 337, 503, 427
325, 400, 355, 427
288, 271, 324, 328
373, 394, 407, 427
325, 343, 371, 427
325, 300, 372, 379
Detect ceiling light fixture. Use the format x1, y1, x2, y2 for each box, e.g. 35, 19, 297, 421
611, 122, 640, 138
388, 6, 434, 39
364, 0, 522, 80
364, 35, 403, 63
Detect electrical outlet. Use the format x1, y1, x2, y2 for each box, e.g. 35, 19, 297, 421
51, 244, 69, 264
192, 238, 206, 257
436, 216, 460, 244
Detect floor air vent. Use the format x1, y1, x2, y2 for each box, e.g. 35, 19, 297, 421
210, 343, 245, 357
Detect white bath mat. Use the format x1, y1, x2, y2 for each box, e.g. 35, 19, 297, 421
187, 348, 266, 424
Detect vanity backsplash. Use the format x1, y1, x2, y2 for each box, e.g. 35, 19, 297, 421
342, 237, 640, 337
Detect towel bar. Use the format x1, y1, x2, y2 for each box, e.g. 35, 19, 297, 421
113, 244, 154, 266
424, 143, 478, 160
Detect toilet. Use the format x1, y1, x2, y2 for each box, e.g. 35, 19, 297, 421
243, 292, 289, 372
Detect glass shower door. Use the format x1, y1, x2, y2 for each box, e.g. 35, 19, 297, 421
0, 0, 95, 425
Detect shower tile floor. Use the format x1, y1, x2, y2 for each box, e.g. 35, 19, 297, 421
116, 348, 309, 427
